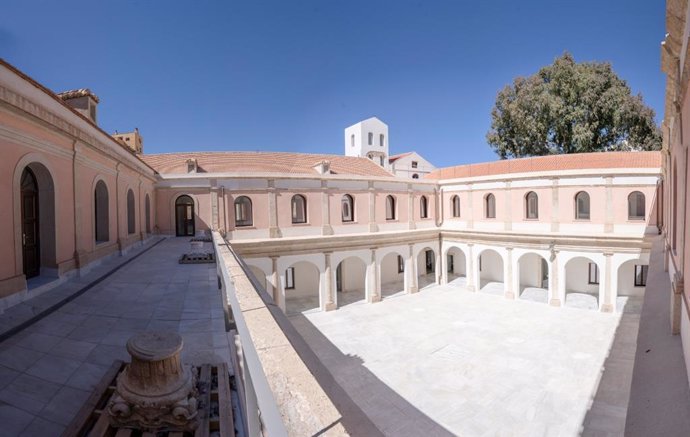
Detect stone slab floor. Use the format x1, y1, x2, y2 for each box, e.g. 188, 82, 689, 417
290, 279, 636, 437
0, 238, 230, 436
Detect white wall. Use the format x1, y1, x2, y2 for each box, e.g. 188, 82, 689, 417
564, 257, 599, 294
285, 261, 320, 300
479, 250, 503, 282
338, 256, 367, 293
617, 261, 647, 297
447, 248, 466, 276
518, 253, 545, 289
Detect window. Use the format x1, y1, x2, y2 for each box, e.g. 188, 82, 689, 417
634, 265, 648, 286
379, 156, 384, 166
451, 195, 460, 217
341, 194, 354, 222
291, 195, 307, 224
397, 255, 404, 273
380, 134, 385, 147
350, 134, 355, 148
94, 180, 109, 243
412, 174, 419, 179
588, 263, 599, 285
575, 191, 590, 220
234, 196, 253, 227
127, 189, 135, 234
628, 191, 645, 220
525, 191, 538, 219
285, 267, 295, 289
447, 254, 454, 272
386, 195, 396, 220
420, 196, 429, 218
411, 161, 418, 169
485, 193, 496, 218
368, 132, 373, 145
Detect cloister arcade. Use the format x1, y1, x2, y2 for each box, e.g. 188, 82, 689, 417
242, 240, 649, 317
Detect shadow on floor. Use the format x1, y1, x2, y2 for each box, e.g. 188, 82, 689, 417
289, 313, 455, 437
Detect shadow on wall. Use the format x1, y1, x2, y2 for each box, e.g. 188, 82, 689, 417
289, 313, 455, 437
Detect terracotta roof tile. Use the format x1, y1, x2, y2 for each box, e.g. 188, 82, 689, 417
57, 88, 100, 103
142, 151, 395, 177
426, 151, 662, 180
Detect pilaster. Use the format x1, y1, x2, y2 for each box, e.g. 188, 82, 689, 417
504, 182, 512, 231
321, 180, 333, 236
604, 176, 614, 233
467, 184, 474, 229
267, 179, 281, 238
368, 181, 378, 232
551, 178, 560, 233
407, 184, 416, 230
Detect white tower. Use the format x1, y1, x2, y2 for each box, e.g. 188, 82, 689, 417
344, 117, 389, 169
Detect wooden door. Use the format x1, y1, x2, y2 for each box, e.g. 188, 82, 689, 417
175, 196, 195, 236
21, 169, 40, 278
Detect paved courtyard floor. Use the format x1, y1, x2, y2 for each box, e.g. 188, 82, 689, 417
290, 278, 638, 437
0, 238, 229, 436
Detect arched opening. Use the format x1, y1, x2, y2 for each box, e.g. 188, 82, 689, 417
451, 195, 460, 217
385, 195, 396, 220
19, 163, 56, 280
616, 260, 647, 313
335, 256, 367, 307
420, 196, 429, 218
517, 253, 549, 303
234, 196, 253, 227
412, 174, 419, 179
478, 249, 504, 294
291, 194, 307, 224
485, 193, 496, 218
94, 180, 109, 243
575, 191, 590, 220
247, 265, 267, 291
445, 247, 467, 287
285, 261, 320, 316
525, 191, 538, 219
126, 189, 136, 234
341, 194, 354, 222
380, 252, 405, 299
145, 193, 151, 234
564, 257, 600, 310
416, 247, 437, 290
175, 195, 195, 237
627, 191, 645, 221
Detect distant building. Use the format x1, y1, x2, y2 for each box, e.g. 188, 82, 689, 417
113, 128, 144, 154
389, 151, 435, 179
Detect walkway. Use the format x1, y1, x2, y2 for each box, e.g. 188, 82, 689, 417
0, 237, 230, 436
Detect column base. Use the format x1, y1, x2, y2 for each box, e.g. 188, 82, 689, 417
321, 225, 333, 236
407, 221, 416, 230
467, 285, 476, 292
504, 291, 515, 300
600, 303, 614, 313
324, 302, 337, 312
368, 223, 378, 232
269, 227, 282, 238
369, 294, 381, 303
408, 286, 419, 294
549, 298, 561, 307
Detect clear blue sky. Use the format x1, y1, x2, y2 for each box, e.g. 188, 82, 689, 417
1, 0, 665, 167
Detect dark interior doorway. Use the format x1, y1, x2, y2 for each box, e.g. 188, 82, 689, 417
175, 195, 195, 236
21, 168, 40, 278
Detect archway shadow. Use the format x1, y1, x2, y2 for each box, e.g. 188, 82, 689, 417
289, 313, 454, 436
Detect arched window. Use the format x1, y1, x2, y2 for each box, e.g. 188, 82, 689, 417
127, 189, 135, 234
525, 191, 538, 219
145, 193, 151, 233
234, 196, 253, 227
291, 195, 307, 224
575, 191, 590, 220
485, 193, 496, 218
451, 195, 460, 217
628, 191, 645, 220
412, 174, 419, 179
386, 195, 396, 220
368, 132, 373, 145
379, 134, 385, 147
350, 134, 355, 148
341, 194, 354, 222
420, 196, 429, 218
94, 180, 109, 242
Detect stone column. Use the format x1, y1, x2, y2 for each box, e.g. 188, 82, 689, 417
601, 253, 614, 312
367, 249, 381, 303
324, 253, 336, 311
407, 185, 416, 230
321, 180, 333, 235
504, 247, 514, 299
504, 182, 512, 231
435, 246, 442, 285
368, 181, 378, 232
551, 178, 560, 233
604, 177, 614, 233
267, 179, 281, 238
440, 241, 448, 285
405, 244, 418, 293
210, 183, 219, 231
269, 256, 284, 310
549, 247, 561, 307
467, 243, 475, 291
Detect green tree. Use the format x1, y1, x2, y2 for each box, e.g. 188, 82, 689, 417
486, 52, 661, 158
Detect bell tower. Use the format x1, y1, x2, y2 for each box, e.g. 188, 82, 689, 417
344, 117, 389, 169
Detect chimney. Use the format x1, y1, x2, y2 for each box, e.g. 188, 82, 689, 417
57, 88, 99, 124
313, 160, 331, 174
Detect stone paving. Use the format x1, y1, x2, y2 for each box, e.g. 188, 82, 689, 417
0, 238, 229, 436
290, 278, 638, 437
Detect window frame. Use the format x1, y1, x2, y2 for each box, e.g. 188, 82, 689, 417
397, 255, 404, 273
634, 265, 648, 287
451, 195, 460, 218
291, 194, 307, 224
628, 191, 646, 221
420, 195, 429, 219
525, 191, 539, 220
234, 196, 253, 227
341, 194, 354, 223
588, 262, 599, 285
386, 195, 396, 220
485, 193, 496, 219
285, 267, 295, 290
411, 161, 418, 169
575, 191, 590, 220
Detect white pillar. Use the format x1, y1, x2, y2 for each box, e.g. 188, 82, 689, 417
505, 247, 515, 299
405, 244, 418, 293
601, 253, 614, 312
270, 256, 284, 311
467, 243, 475, 291
435, 247, 442, 285
324, 253, 336, 311
551, 250, 562, 307
366, 249, 381, 303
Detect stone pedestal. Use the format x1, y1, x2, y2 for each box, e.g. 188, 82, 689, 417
108, 332, 199, 432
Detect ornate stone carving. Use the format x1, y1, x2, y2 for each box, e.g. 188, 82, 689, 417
108, 332, 200, 432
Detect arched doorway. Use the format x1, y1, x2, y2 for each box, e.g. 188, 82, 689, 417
380, 251, 405, 299
21, 168, 40, 278
445, 247, 467, 287
517, 253, 549, 303
564, 257, 600, 310
416, 247, 437, 290
335, 256, 367, 307
285, 261, 320, 315
478, 249, 504, 294
616, 259, 647, 313
175, 195, 195, 236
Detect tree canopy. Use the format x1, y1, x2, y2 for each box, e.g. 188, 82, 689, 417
486, 52, 661, 159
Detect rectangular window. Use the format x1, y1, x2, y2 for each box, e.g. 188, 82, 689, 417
634, 265, 648, 287
447, 254, 454, 273
479, 255, 482, 272
411, 161, 418, 169
397, 255, 404, 273
285, 267, 295, 290
588, 263, 599, 285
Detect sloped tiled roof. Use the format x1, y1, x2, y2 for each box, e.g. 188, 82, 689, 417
426, 151, 662, 180
57, 88, 100, 103
142, 151, 395, 177
389, 152, 413, 163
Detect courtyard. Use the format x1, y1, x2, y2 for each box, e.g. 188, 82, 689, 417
290, 278, 639, 436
